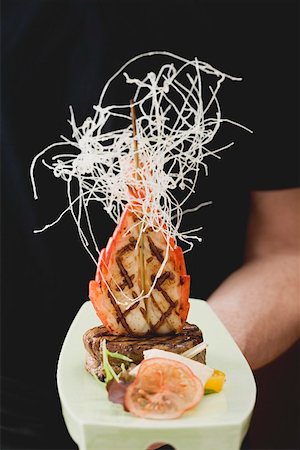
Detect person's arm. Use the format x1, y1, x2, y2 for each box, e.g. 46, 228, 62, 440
208, 188, 300, 370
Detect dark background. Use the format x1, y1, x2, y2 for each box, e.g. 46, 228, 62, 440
1, 0, 299, 449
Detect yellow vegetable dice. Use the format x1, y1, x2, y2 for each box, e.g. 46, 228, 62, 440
204, 369, 225, 394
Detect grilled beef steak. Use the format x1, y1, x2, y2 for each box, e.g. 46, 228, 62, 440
83, 323, 206, 380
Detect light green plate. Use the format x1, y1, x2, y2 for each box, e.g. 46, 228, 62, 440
57, 299, 256, 450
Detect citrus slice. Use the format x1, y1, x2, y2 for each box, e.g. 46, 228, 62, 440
124, 358, 204, 419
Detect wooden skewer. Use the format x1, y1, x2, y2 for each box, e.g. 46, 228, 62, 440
130, 100, 146, 301
130, 99, 141, 178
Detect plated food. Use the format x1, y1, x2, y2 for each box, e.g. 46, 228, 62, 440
84, 201, 225, 418
31, 52, 250, 422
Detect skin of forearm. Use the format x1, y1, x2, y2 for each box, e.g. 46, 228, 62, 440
208, 252, 300, 370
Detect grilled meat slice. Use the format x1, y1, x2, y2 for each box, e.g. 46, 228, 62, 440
83, 323, 206, 381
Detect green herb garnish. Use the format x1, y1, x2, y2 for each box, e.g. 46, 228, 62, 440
102, 339, 133, 384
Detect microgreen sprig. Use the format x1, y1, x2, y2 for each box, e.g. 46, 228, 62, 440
102, 339, 133, 384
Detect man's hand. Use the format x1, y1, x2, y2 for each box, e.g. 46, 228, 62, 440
208, 188, 300, 369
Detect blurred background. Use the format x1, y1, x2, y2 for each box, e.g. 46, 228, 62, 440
1, 0, 299, 449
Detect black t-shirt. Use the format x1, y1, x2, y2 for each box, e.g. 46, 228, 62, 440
1, 1, 299, 449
